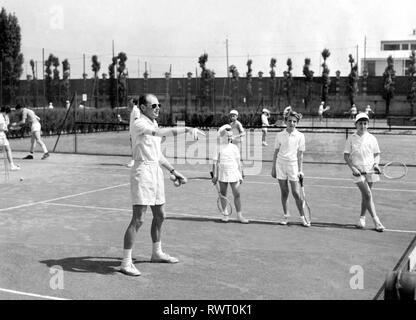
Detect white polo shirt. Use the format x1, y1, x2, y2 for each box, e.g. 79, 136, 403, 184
274, 129, 305, 162
22, 108, 40, 124
130, 115, 162, 162
344, 132, 380, 166
261, 114, 269, 127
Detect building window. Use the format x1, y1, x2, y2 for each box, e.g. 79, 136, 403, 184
383, 44, 400, 50
365, 61, 376, 76
402, 43, 409, 50
405, 60, 413, 76
411, 44, 416, 50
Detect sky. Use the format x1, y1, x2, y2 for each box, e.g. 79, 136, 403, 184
2, 0, 416, 79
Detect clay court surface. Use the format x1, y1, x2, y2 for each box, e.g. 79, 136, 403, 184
0, 129, 415, 300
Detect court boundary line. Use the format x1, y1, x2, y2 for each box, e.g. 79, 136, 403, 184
43, 203, 416, 234
0, 287, 70, 300
0, 183, 129, 212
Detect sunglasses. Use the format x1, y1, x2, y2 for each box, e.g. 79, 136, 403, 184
146, 103, 162, 109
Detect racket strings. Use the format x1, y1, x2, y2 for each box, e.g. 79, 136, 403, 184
383, 162, 407, 179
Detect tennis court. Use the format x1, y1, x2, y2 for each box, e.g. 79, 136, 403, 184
0, 128, 415, 300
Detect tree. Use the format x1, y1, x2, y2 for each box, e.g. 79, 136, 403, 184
62, 59, 70, 103
283, 58, 293, 106
44, 54, 57, 103
407, 50, 416, 117
302, 58, 314, 109
347, 54, 359, 107
269, 58, 277, 106
108, 56, 118, 108
382, 55, 395, 115
321, 49, 331, 103
0, 7, 24, 105
117, 52, 128, 107
246, 59, 253, 106
229, 64, 239, 107
198, 53, 215, 108
91, 55, 101, 108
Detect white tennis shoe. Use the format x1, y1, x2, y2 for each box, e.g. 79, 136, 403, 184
151, 252, 179, 263
126, 160, 134, 168
10, 164, 21, 171
374, 217, 385, 232
237, 213, 249, 224
357, 217, 366, 229
301, 216, 311, 227
120, 262, 141, 276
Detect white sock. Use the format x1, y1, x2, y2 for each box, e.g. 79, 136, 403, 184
122, 249, 132, 265
152, 241, 162, 255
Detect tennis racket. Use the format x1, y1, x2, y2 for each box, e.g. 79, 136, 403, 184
298, 175, 311, 224
210, 171, 233, 216
361, 161, 407, 180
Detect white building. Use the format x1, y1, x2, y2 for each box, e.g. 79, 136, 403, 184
362, 30, 416, 76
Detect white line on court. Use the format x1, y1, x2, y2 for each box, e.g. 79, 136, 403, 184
41, 203, 416, 234
0, 288, 70, 300
0, 183, 129, 212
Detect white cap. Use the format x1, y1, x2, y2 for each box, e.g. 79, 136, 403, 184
229, 110, 238, 116
355, 112, 369, 123
262, 108, 270, 114
218, 124, 232, 137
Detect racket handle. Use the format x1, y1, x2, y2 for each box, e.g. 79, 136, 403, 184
298, 175, 304, 187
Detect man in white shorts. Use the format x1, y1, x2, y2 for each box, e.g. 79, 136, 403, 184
271, 110, 310, 227
261, 108, 270, 146
13, 104, 49, 160
344, 112, 385, 232
120, 93, 205, 276
0, 106, 20, 171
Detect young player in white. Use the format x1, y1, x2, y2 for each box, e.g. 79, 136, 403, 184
271, 111, 310, 227
0, 106, 20, 171
211, 124, 248, 223
344, 112, 385, 232
261, 108, 271, 146
13, 104, 49, 160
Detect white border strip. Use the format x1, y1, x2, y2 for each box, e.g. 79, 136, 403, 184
0, 287, 70, 300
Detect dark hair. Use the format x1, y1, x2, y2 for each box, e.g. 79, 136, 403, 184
285, 110, 302, 122
132, 98, 138, 105
1, 106, 11, 113
138, 95, 148, 107
15, 104, 23, 110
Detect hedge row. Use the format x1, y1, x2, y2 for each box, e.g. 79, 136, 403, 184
6, 107, 269, 139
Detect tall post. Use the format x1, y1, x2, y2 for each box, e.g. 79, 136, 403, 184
364, 36, 367, 73
226, 37, 230, 105
0, 61, 2, 108
42, 48, 45, 126
356, 44, 359, 74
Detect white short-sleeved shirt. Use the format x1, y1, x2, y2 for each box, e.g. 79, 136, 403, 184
22, 108, 40, 124
213, 142, 240, 164
318, 104, 324, 115
230, 120, 245, 144
351, 107, 357, 115
0, 114, 8, 145
261, 114, 269, 127
130, 116, 162, 162
129, 105, 140, 135
344, 132, 380, 166
274, 129, 305, 162
0, 113, 8, 132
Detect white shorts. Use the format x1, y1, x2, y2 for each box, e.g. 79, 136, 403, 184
218, 163, 242, 183
352, 164, 380, 184
31, 122, 41, 133
276, 160, 299, 181
130, 162, 165, 206
0, 133, 9, 147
